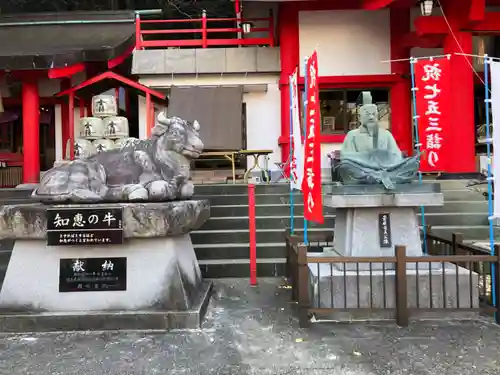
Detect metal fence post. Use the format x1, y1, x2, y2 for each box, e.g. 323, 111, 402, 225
425, 225, 433, 254
395, 245, 409, 327
248, 184, 257, 286
495, 245, 500, 325
201, 10, 208, 48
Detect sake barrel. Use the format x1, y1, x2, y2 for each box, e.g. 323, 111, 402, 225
78, 117, 104, 140
92, 95, 118, 118
103, 116, 129, 139
93, 138, 116, 153
66, 138, 97, 160
114, 137, 138, 149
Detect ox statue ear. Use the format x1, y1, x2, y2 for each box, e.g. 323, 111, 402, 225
151, 111, 172, 137
193, 120, 200, 132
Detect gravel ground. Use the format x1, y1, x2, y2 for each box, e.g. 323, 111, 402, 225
0, 278, 499, 375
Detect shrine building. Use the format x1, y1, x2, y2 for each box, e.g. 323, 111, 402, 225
133, 0, 500, 178
1, 0, 500, 185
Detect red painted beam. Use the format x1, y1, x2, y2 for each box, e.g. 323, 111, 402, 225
467, 12, 500, 31
394, 32, 444, 49
469, 0, 486, 22
414, 16, 448, 36
48, 63, 85, 79
361, 0, 396, 10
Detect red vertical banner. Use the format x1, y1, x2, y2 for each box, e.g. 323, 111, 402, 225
414, 57, 452, 172
302, 51, 324, 224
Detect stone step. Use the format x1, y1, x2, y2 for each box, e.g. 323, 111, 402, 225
194, 242, 285, 260
191, 228, 330, 245
192, 225, 499, 245
209, 201, 488, 217
198, 258, 286, 278
0, 188, 33, 200
200, 213, 488, 231
195, 189, 484, 206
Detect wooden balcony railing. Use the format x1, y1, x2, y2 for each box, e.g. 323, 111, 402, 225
135, 10, 274, 50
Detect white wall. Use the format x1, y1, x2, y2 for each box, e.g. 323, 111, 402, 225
298, 10, 391, 76
138, 74, 282, 167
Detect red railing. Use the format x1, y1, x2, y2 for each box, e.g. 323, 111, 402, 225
135, 10, 274, 50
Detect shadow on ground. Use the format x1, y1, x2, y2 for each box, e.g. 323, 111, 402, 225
0, 278, 499, 375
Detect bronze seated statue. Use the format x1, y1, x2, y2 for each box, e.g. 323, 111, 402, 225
335, 92, 419, 190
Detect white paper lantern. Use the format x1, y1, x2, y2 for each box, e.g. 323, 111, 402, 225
66, 138, 97, 160
93, 138, 116, 154
104, 116, 129, 139
78, 117, 105, 140
92, 95, 117, 118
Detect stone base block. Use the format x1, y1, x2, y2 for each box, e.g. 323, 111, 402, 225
309, 263, 479, 322
0, 281, 212, 332
0, 235, 206, 312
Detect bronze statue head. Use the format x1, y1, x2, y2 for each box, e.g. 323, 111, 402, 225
359, 92, 378, 131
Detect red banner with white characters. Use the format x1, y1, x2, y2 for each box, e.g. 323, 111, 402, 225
301, 51, 324, 224
414, 57, 452, 172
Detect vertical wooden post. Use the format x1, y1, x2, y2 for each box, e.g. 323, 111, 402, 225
451, 232, 464, 255
68, 92, 75, 161
395, 245, 409, 327
297, 243, 309, 327
248, 184, 257, 286
115, 87, 120, 109
201, 10, 208, 48
145, 93, 151, 138
79, 99, 85, 119
268, 8, 275, 47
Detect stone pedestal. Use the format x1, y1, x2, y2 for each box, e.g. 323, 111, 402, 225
323, 184, 444, 270
0, 200, 212, 332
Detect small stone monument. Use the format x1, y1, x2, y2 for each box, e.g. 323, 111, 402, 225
309, 92, 479, 319
0, 113, 212, 332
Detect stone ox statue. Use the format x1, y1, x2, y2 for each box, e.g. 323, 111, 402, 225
33, 113, 203, 203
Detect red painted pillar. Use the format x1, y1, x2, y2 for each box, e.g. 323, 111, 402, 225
278, 3, 299, 168
389, 8, 412, 156
444, 35, 476, 173
440, 0, 476, 173
22, 78, 40, 183
60, 78, 70, 159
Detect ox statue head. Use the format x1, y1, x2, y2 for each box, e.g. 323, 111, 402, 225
151, 112, 204, 159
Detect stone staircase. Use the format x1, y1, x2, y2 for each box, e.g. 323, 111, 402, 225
0, 180, 491, 282
192, 180, 492, 278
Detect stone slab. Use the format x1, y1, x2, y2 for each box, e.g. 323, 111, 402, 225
324, 192, 444, 208
165, 49, 196, 74
0, 281, 212, 332
333, 206, 423, 270
0, 200, 209, 240
324, 182, 441, 195
225, 47, 257, 72
0, 235, 204, 312
256, 47, 280, 72
309, 264, 480, 321
195, 49, 226, 73
131, 50, 167, 74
